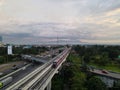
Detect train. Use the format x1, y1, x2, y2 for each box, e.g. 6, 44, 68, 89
52, 48, 70, 68
0, 77, 13, 88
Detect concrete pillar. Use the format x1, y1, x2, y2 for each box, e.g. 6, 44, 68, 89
46, 81, 51, 90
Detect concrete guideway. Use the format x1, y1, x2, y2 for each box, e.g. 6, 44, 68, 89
22, 64, 52, 90
28, 48, 71, 90
38, 53, 70, 90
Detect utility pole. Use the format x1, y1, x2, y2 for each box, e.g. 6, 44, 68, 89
56, 32, 59, 45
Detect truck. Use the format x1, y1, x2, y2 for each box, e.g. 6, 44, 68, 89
0, 77, 13, 88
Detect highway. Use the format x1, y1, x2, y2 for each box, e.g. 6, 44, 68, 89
90, 69, 120, 80
0, 61, 28, 77
1, 63, 41, 90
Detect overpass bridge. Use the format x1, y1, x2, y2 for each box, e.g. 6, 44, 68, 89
6, 47, 71, 90
21, 55, 48, 63
89, 68, 120, 87
89, 69, 120, 80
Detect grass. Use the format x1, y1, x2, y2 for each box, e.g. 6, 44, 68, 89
104, 64, 120, 73
89, 63, 120, 73
69, 53, 120, 73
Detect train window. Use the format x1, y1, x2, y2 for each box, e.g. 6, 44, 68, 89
53, 62, 56, 65
53, 62, 57, 68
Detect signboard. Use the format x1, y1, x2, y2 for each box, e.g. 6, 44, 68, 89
8, 45, 12, 55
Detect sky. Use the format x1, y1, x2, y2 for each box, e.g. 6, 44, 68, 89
0, 0, 120, 45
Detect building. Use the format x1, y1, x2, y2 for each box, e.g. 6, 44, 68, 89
7, 45, 13, 55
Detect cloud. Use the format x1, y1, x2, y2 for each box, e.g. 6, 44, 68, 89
0, 22, 89, 44
0, 0, 120, 44
1, 20, 120, 44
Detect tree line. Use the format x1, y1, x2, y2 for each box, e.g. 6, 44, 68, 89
52, 45, 120, 90
0, 46, 49, 64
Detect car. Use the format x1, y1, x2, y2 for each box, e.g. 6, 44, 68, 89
24, 62, 27, 65
101, 70, 109, 74
0, 72, 3, 76
12, 65, 18, 70
22, 67, 26, 70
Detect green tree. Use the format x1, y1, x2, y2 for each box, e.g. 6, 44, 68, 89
0, 56, 5, 64
86, 76, 107, 90
113, 80, 120, 89
0, 47, 7, 55
71, 72, 87, 90
84, 54, 91, 63
92, 52, 109, 66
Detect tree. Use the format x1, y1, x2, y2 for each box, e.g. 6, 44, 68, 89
0, 56, 5, 64
84, 54, 91, 63
71, 72, 87, 90
91, 52, 109, 66
113, 80, 120, 89
0, 47, 7, 55
86, 76, 107, 90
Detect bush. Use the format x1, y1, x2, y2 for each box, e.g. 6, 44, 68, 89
0, 56, 5, 64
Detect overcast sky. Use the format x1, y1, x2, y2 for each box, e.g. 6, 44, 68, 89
0, 0, 120, 45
